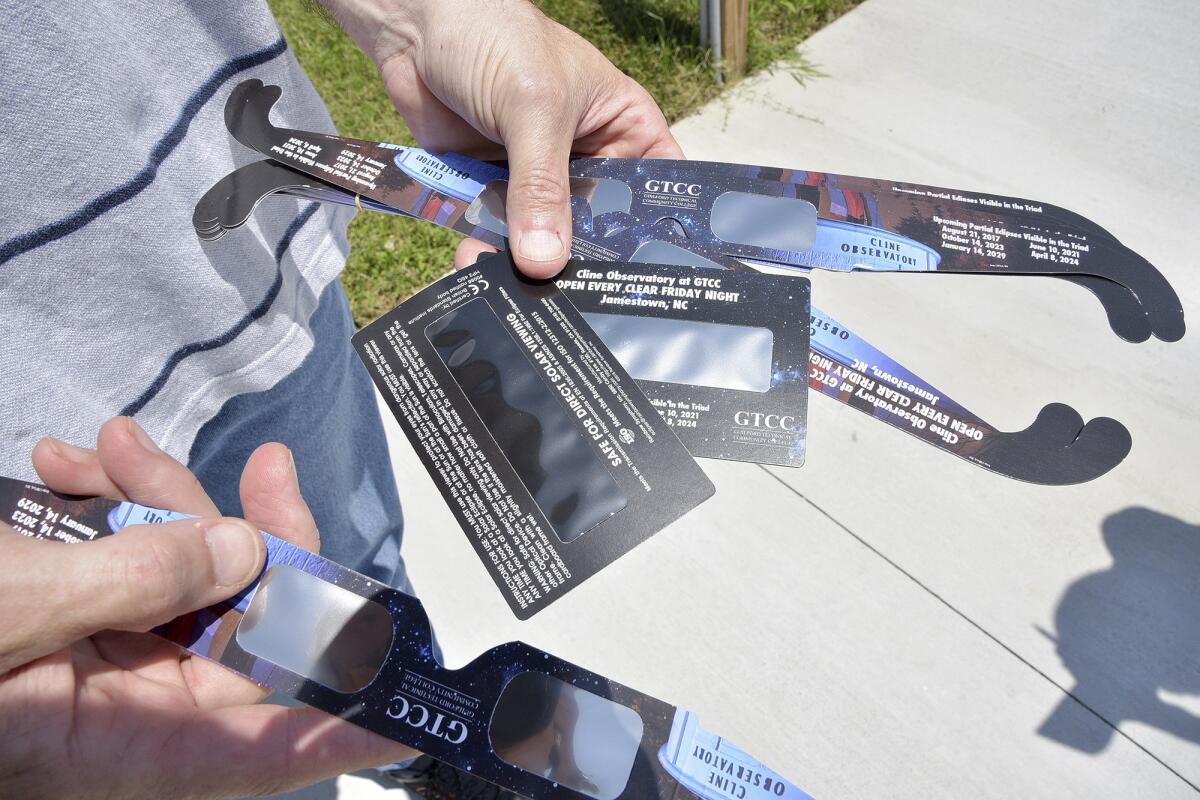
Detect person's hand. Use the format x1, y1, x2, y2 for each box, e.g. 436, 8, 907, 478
0, 417, 417, 799
321, 0, 684, 277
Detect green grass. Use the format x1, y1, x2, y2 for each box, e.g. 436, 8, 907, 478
267, 0, 860, 325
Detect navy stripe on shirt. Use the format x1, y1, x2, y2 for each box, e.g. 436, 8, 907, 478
0, 35, 288, 267
120, 201, 322, 417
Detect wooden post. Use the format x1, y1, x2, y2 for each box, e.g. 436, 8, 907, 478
719, 0, 749, 80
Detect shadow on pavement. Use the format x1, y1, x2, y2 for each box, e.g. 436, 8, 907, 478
1039, 507, 1200, 752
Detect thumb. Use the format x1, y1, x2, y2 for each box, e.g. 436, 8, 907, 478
501, 104, 576, 279
0, 517, 264, 674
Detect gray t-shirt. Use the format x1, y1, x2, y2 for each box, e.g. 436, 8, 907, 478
0, 1, 358, 477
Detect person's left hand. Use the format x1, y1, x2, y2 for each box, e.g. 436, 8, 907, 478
320, 0, 685, 277
0, 417, 416, 799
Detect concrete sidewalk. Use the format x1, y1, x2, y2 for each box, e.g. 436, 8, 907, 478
328, 1, 1200, 797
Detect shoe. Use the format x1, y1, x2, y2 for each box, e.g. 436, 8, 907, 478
384, 755, 528, 799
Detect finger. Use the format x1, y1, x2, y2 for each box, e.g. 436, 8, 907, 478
168, 704, 420, 798
640, 127, 685, 160
455, 237, 499, 269
572, 76, 685, 160
96, 417, 220, 517
167, 444, 325, 710
497, 88, 576, 279
31, 437, 127, 499
626, 83, 684, 159
86, 628, 273, 713
0, 516, 264, 675
587, 129, 684, 160
239, 443, 319, 554
87, 629, 201, 683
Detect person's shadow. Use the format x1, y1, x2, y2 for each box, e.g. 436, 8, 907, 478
1039, 507, 1200, 752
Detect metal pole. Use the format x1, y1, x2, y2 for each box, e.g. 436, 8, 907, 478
699, 0, 709, 49
709, 0, 723, 84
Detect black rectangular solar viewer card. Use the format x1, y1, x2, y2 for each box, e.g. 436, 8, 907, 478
352, 251, 715, 618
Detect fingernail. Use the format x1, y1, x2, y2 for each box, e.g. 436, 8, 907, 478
44, 437, 93, 464
517, 229, 565, 263
125, 417, 163, 455
199, 519, 262, 587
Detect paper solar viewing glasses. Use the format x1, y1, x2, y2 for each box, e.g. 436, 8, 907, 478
194, 79, 1185, 485
0, 477, 811, 800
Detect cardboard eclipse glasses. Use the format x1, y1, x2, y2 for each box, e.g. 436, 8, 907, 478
216, 79, 1183, 345
196, 82, 1139, 485
195, 158, 1131, 484
1, 478, 812, 800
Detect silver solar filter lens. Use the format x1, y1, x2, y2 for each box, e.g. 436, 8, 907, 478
630, 239, 728, 270
710, 191, 817, 252
236, 564, 394, 693
490, 671, 643, 800
465, 178, 634, 236
466, 180, 510, 236
572, 176, 634, 218
583, 313, 774, 393
427, 299, 628, 543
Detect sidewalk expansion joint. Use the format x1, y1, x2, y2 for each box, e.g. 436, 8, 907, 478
756, 464, 1198, 794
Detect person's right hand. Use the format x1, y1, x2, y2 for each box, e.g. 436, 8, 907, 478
320, 0, 684, 277
0, 417, 417, 799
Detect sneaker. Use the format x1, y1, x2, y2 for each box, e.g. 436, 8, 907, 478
384, 756, 528, 799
